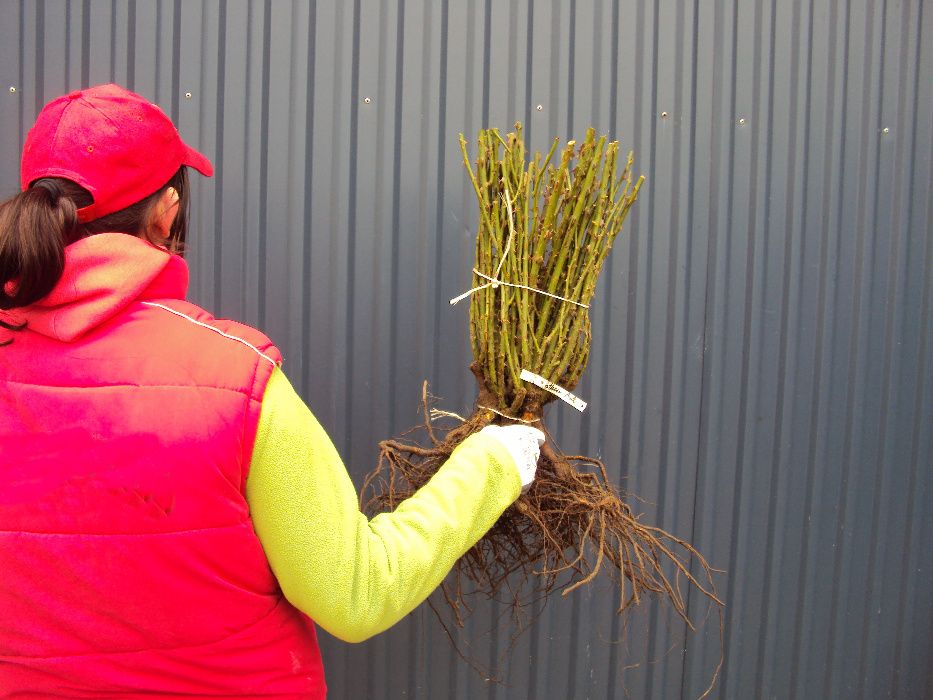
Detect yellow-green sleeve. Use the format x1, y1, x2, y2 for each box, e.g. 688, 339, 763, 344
245, 366, 522, 643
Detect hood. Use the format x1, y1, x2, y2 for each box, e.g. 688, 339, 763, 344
0, 233, 189, 342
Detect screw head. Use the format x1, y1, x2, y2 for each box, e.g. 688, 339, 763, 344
8, 86, 16, 93
738, 117, 746, 125
660, 111, 669, 119
185, 91, 192, 99
363, 96, 372, 104
536, 104, 543, 111
882, 127, 890, 134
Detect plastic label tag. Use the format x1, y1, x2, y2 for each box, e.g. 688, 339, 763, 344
520, 369, 587, 412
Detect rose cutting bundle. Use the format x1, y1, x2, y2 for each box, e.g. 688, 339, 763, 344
363, 125, 721, 668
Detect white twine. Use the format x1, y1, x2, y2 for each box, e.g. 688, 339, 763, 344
449, 190, 590, 310
429, 408, 468, 423
476, 404, 541, 424
491, 188, 515, 280
465, 269, 590, 309
430, 404, 539, 425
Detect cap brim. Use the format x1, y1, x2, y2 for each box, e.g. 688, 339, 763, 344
182, 143, 214, 177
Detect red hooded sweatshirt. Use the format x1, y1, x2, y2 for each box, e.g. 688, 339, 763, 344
0, 233, 326, 698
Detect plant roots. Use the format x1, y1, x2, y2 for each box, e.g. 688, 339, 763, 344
361, 383, 723, 633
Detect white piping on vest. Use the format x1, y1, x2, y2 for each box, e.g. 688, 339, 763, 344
141, 301, 278, 367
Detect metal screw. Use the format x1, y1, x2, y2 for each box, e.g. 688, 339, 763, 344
8, 86, 17, 93
660, 111, 669, 119
536, 104, 543, 111
738, 117, 746, 125
363, 96, 372, 104
185, 92, 192, 99
882, 127, 890, 134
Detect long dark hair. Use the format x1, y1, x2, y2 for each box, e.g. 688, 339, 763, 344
0, 166, 189, 317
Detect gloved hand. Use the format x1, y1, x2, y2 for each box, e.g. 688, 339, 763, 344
478, 424, 546, 491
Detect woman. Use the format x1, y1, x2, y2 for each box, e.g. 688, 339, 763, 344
0, 84, 543, 698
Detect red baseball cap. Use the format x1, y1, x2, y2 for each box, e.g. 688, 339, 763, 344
20, 84, 213, 223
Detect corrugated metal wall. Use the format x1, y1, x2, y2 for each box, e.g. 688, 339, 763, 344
2, 1, 931, 698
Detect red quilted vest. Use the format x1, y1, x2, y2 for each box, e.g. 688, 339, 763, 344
0, 234, 326, 698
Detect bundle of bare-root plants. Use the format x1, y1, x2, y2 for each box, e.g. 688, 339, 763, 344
363, 124, 723, 692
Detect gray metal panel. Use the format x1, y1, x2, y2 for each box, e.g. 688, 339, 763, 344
2, 1, 931, 698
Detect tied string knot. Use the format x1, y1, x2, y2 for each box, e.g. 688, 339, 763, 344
449, 189, 590, 310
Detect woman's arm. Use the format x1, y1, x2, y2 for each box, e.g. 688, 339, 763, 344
245, 367, 521, 643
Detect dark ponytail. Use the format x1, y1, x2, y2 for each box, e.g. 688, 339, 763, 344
0, 178, 87, 311
0, 165, 188, 316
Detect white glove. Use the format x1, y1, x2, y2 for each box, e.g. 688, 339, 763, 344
478, 424, 546, 491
